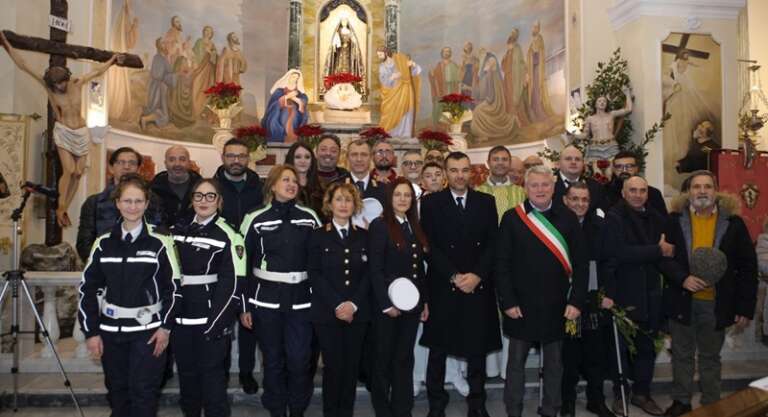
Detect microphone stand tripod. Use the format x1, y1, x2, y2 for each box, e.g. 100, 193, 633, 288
0, 189, 84, 416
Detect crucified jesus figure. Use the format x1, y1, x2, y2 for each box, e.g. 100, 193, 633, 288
1, 31, 124, 227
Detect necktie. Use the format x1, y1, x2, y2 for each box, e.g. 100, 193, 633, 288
456, 196, 465, 212
355, 181, 365, 193
340, 228, 348, 240
124, 233, 133, 243
401, 221, 412, 237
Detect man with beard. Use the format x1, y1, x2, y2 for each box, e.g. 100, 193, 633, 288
560, 182, 615, 417
151, 145, 201, 228
315, 134, 349, 189
213, 137, 263, 395
476, 146, 526, 220
553, 145, 604, 212
662, 171, 757, 416
429, 46, 460, 124
604, 151, 667, 216
420, 152, 501, 417
603, 176, 674, 416
371, 140, 399, 183
400, 150, 424, 199
76, 147, 163, 262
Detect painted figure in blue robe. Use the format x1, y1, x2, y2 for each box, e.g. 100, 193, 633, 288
262, 69, 309, 143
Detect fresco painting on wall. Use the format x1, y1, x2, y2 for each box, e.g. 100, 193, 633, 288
660, 33, 722, 195
105, 0, 288, 144
401, 0, 566, 148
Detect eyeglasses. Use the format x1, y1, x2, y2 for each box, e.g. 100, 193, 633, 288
375, 149, 394, 156
224, 153, 249, 161
613, 163, 637, 171
192, 192, 218, 202
114, 160, 139, 167
402, 160, 424, 168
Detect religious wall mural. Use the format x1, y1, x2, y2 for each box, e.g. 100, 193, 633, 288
401, 0, 566, 148
105, 0, 289, 143
660, 33, 722, 195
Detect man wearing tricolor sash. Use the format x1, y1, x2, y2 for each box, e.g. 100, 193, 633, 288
495, 165, 588, 417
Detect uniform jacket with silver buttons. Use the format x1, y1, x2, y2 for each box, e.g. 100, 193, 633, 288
240, 200, 321, 312
167, 215, 246, 337
78, 221, 180, 338
308, 223, 370, 323
368, 217, 427, 314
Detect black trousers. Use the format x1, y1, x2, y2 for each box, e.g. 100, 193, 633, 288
613, 319, 658, 397
101, 330, 166, 417
315, 322, 367, 417
371, 312, 420, 417
171, 325, 230, 417
238, 320, 258, 375
257, 308, 314, 416
427, 348, 487, 411
562, 324, 611, 406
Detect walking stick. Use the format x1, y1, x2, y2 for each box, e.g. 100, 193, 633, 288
612, 316, 629, 417
538, 343, 544, 411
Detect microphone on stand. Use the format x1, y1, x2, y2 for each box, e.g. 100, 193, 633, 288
21, 181, 59, 199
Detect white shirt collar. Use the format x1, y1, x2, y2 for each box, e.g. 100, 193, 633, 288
450, 188, 467, 200
560, 171, 579, 184
395, 215, 408, 224
350, 172, 370, 188
333, 219, 349, 238
193, 214, 216, 226
487, 176, 511, 186
531, 200, 553, 212
122, 222, 143, 241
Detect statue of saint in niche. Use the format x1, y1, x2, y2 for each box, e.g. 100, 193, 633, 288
323, 16, 366, 96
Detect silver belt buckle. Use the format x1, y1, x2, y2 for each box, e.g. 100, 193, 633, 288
135, 307, 153, 325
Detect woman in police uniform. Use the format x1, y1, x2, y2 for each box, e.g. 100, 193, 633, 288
239, 164, 321, 417
167, 178, 245, 417
78, 173, 179, 417
368, 177, 429, 417
308, 182, 370, 417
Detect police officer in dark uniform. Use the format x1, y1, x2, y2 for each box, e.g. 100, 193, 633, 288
368, 177, 429, 417
240, 164, 321, 417
167, 178, 246, 417
308, 182, 370, 417
78, 174, 179, 417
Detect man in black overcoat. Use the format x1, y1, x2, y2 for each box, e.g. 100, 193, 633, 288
420, 152, 502, 417
495, 165, 588, 417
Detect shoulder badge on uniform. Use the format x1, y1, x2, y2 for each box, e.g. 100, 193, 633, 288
235, 245, 245, 259
596, 208, 605, 218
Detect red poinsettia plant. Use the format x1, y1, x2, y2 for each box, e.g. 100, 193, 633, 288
205, 82, 243, 109
296, 124, 325, 149
234, 125, 267, 153
324, 72, 363, 90
359, 126, 391, 146
439, 93, 473, 122
417, 129, 453, 151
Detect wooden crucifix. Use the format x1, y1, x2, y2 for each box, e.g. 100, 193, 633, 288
662, 33, 710, 61
0, 0, 141, 246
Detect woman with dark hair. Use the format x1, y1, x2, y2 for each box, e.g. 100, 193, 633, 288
240, 164, 322, 417
167, 178, 244, 417
309, 181, 370, 417
78, 173, 179, 417
284, 141, 324, 216
368, 177, 429, 417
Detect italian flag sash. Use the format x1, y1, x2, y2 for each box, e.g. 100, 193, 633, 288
514, 204, 572, 277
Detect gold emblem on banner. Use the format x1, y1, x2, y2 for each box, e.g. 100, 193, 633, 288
741, 183, 760, 209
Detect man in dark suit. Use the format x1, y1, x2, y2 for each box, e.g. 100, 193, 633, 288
496, 165, 588, 417
341, 138, 386, 206
603, 151, 667, 216
420, 152, 502, 417
553, 145, 605, 212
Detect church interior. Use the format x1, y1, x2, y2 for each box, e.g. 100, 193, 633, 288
2, 0, 768, 415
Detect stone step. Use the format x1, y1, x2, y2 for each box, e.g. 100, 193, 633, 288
1, 360, 764, 408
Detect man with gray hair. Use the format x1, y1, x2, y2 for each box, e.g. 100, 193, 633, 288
400, 149, 424, 199
151, 145, 201, 227
496, 165, 588, 417
661, 170, 757, 416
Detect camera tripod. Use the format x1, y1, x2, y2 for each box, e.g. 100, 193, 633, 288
0, 188, 83, 416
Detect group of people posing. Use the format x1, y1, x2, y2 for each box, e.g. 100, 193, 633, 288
76, 135, 757, 417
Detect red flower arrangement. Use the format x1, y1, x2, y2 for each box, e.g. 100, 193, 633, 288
296, 124, 325, 149
204, 82, 243, 109
439, 93, 473, 122
324, 72, 363, 90
359, 126, 391, 146
417, 129, 453, 151
234, 125, 267, 153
